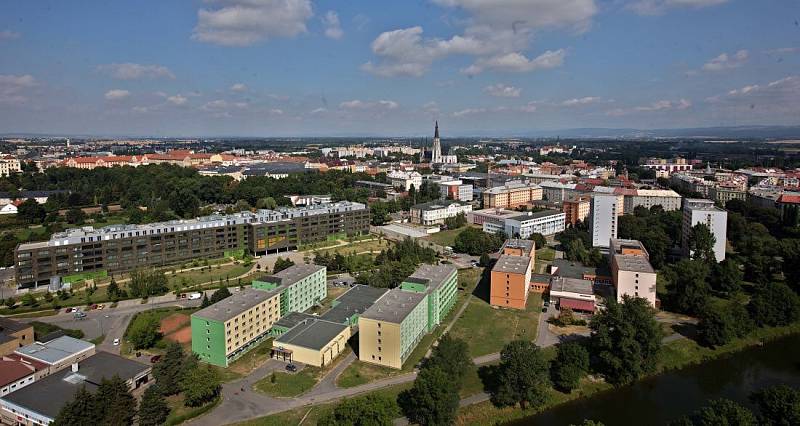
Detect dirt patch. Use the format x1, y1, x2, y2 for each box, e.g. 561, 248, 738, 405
160, 313, 189, 335
166, 326, 192, 344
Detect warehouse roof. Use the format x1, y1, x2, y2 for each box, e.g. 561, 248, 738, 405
15, 336, 94, 365
360, 288, 427, 324
273, 312, 317, 330
274, 319, 348, 351
193, 287, 279, 322
550, 276, 594, 295
320, 285, 388, 324
493, 255, 531, 274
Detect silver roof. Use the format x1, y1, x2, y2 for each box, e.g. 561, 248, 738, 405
15, 336, 95, 365
193, 287, 280, 322
359, 288, 427, 324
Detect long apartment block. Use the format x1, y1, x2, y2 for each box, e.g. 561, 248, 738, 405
14, 202, 368, 289
191, 263, 327, 367
358, 264, 458, 369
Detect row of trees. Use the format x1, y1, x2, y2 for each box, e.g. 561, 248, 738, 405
356, 238, 437, 288
453, 227, 506, 255
673, 385, 800, 426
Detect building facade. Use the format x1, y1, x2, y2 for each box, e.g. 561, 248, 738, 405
410, 201, 472, 226
609, 239, 657, 306
562, 194, 590, 226
251, 264, 327, 316
624, 189, 682, 212
590, 194, 618, 248
681, 198, 728, 262
14, 202, 367, 289
0, 319, 33, 357
482, 181, 543, 209
483, 210, 566, 238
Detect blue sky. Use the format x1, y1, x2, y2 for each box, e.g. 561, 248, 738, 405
0, 0, 798, 137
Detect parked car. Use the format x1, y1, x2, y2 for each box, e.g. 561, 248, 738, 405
97, 304, 104, 310
113, 338, 120, 346
285, 364, 297, 372
90, 304, 98, 310
65, 307, 75, 313
150, 355, 162, 363
188, 292, 202, 300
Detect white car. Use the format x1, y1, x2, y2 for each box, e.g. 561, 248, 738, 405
113, 338, 120, 346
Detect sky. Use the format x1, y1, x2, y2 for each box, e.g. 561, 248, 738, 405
0, 0, 798, 137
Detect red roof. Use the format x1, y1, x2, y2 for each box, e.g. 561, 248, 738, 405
5, 353, 48, 371
560, 298, 595, 312
778, 194, 800, 204
0, 358, 36, 386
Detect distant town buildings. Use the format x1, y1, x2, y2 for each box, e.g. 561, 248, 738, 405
562, 194, 591, 226
387, 170, 423, 191
640, 157, 693, 176
0, 156, 21, 177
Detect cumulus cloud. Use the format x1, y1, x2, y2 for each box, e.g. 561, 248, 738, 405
202, 99, 248, 111
192, 0, 313, 46
0, 74, 37, 104
0, 30, 20, 41
230, 83, 247, 92
167, 94, 188, 106
452, 108, 487, 118
483, 84, 521, 98
704, 76, 800, 120
766, 47, 800, 55
97, 63, 175, 80
339, 99, 399, 110
607, 98, 691, 115
433, 0, 597, 33
462, 49, 566, 75
104, 89, 131, 101
561, 96, 601, 106
702, 50, 748, 72
322, 11, 343, 40
627, 0, 727, 15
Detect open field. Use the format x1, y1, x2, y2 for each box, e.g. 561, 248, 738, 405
424, 227, 467, 247
314, 238, 391, 256
166, 262, 252, 288
253, 348, 353, 397
160, 313, 190, 335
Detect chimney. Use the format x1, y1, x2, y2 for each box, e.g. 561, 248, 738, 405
71, 363, 79, 373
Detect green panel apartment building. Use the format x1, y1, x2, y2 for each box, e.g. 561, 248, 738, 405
358, 264, 458, 369
192, 263, 327, 367
15, 202, 368, 289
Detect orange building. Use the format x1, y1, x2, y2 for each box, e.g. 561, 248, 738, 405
490, 239, 535, 309
562, 194, 591, 226
482, 181, 543, 209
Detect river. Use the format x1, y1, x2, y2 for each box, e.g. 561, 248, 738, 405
513, 334, 800, 425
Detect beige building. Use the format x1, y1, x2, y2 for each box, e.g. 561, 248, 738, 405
483, 181, 543, 209
0, 319, 33, 357
0, 156, 21, 177
359, 290, 428, 369
272, 318, 351, 367
609, 239, 657, 306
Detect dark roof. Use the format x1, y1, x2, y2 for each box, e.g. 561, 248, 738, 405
0, 190, 69, 199
0, 352, 150, 420
0, 317, 31, 334
552, 259, 610, 279
273, 312, 317, 330
274, 319, 348, 351
560, 298, 595, 312
320, 285, 388, 324
508, 209, 564, 222
243, 162, 308, 175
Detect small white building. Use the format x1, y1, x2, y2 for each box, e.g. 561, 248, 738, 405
410, 201, 472, 226
388, 171, 423, 192
483, 209, 566, 238
439, 180, 473, 201
681, 198, 728, 262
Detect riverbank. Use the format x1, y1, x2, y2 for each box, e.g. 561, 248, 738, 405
454, 322, 800, 425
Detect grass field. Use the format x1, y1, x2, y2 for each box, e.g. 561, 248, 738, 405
121, 306, 199, 357
166, 262, 253, 288
314, 238, 391, 256
336, 267, 485, 388
424, 227, 468, 247
449, 292, 542, 357
254, 348, 353, 397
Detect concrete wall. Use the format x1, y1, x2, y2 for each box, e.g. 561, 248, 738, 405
358, 318, 402, 369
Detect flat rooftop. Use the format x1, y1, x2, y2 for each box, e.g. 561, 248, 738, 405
273, 312, 317, 330
360, 288, 427, 324
193, 287, 279, 322
403, 264, 457, 292
501, 239, 535, 254
15, 336, 95, 365
552, 259, 610, 279
614, 254, 655, 273
493, 255, 531, 274
610, 238, 648, 255
255, 263, 326, 287
274, 319, 348, 351
0, 317, 31, 334
410, 200, 470, 211
508, 209, 564, 222
550, 276, 594, 295
320, 285, 389, 324
0, 352, 150, 421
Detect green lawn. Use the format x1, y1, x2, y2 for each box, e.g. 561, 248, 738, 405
425, 227, 468, 247
166, 262, 253, 289
254, 368, 319, 397
449, 293, 542, 357
314, 238, 391, 256
30, 321, 85, 340
337, 268, 484, 388
215, 338, 275, 382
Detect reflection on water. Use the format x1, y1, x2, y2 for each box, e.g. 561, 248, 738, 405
511, 334, 800, 425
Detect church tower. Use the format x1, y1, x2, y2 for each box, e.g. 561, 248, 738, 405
431, 121, 442, 164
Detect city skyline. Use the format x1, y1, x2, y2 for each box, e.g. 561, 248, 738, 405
1, 0, 799, 137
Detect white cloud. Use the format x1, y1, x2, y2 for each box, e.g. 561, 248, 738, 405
192, 0, 313, 47
167, 94, 188, 106
702, 50, 749, 72
561, 96, 601, 106
704, 76, 800, 119
339, 99, 399, 110
627, 0, 727, 15
104, 89, 131, 101
132, 106, 151, 113
321, 11, 343, 40
484, 84, 521, 98
433, 0, 597, 33
0, 30, 20, 41
97, 63, 175, 80
452, 108, 487, 118
0, 74, 36, 104
607, 98, 691, 115
519, 102, 539, 113
462, 49, 566, 75
230, 83, 247, 92
766, 47, 800, 55
309, 107, 327, 114
269, 108, 284, 115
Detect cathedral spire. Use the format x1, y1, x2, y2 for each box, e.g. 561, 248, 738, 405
434, 121, 439, 139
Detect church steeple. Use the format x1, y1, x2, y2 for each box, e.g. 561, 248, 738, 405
434, 121, 439, 139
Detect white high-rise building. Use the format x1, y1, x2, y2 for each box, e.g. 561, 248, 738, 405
681, 199, 727, 262
590, 194, 618, 248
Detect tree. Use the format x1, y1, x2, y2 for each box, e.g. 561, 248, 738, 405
153, 343, 187, 396
479, 252, 492, 268
210, 286, 231, 304
551, 342, 590, 392
138, 385, 170, 426
399, 366, 460, 426
319, 394, 396, 426
256, 197, 278, 210
491, 340, 550, 409
17, 198, 46, 224
453, 227, 504, 255
688, 223, 717, 263
662, 260, 711, 315
128, 314, 161, 349
128, 269, 169, 298
65, 208, 86, 225
425, 334, 473, 386
94, 376, 136, 426
529, 233, 547, 250
107, 278, 121, 301
748, 282, 800, 327
673, 398, 756, 426
710, 259, 743, 296
53, 386, 96, 426
3, 296, 14, 308
697, 301, 752, 347
181, 365, 221, 407
750, 385, 800, 426
200, 293, 211, 308
590, 296, 663, 385
273, 257, 295, 273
